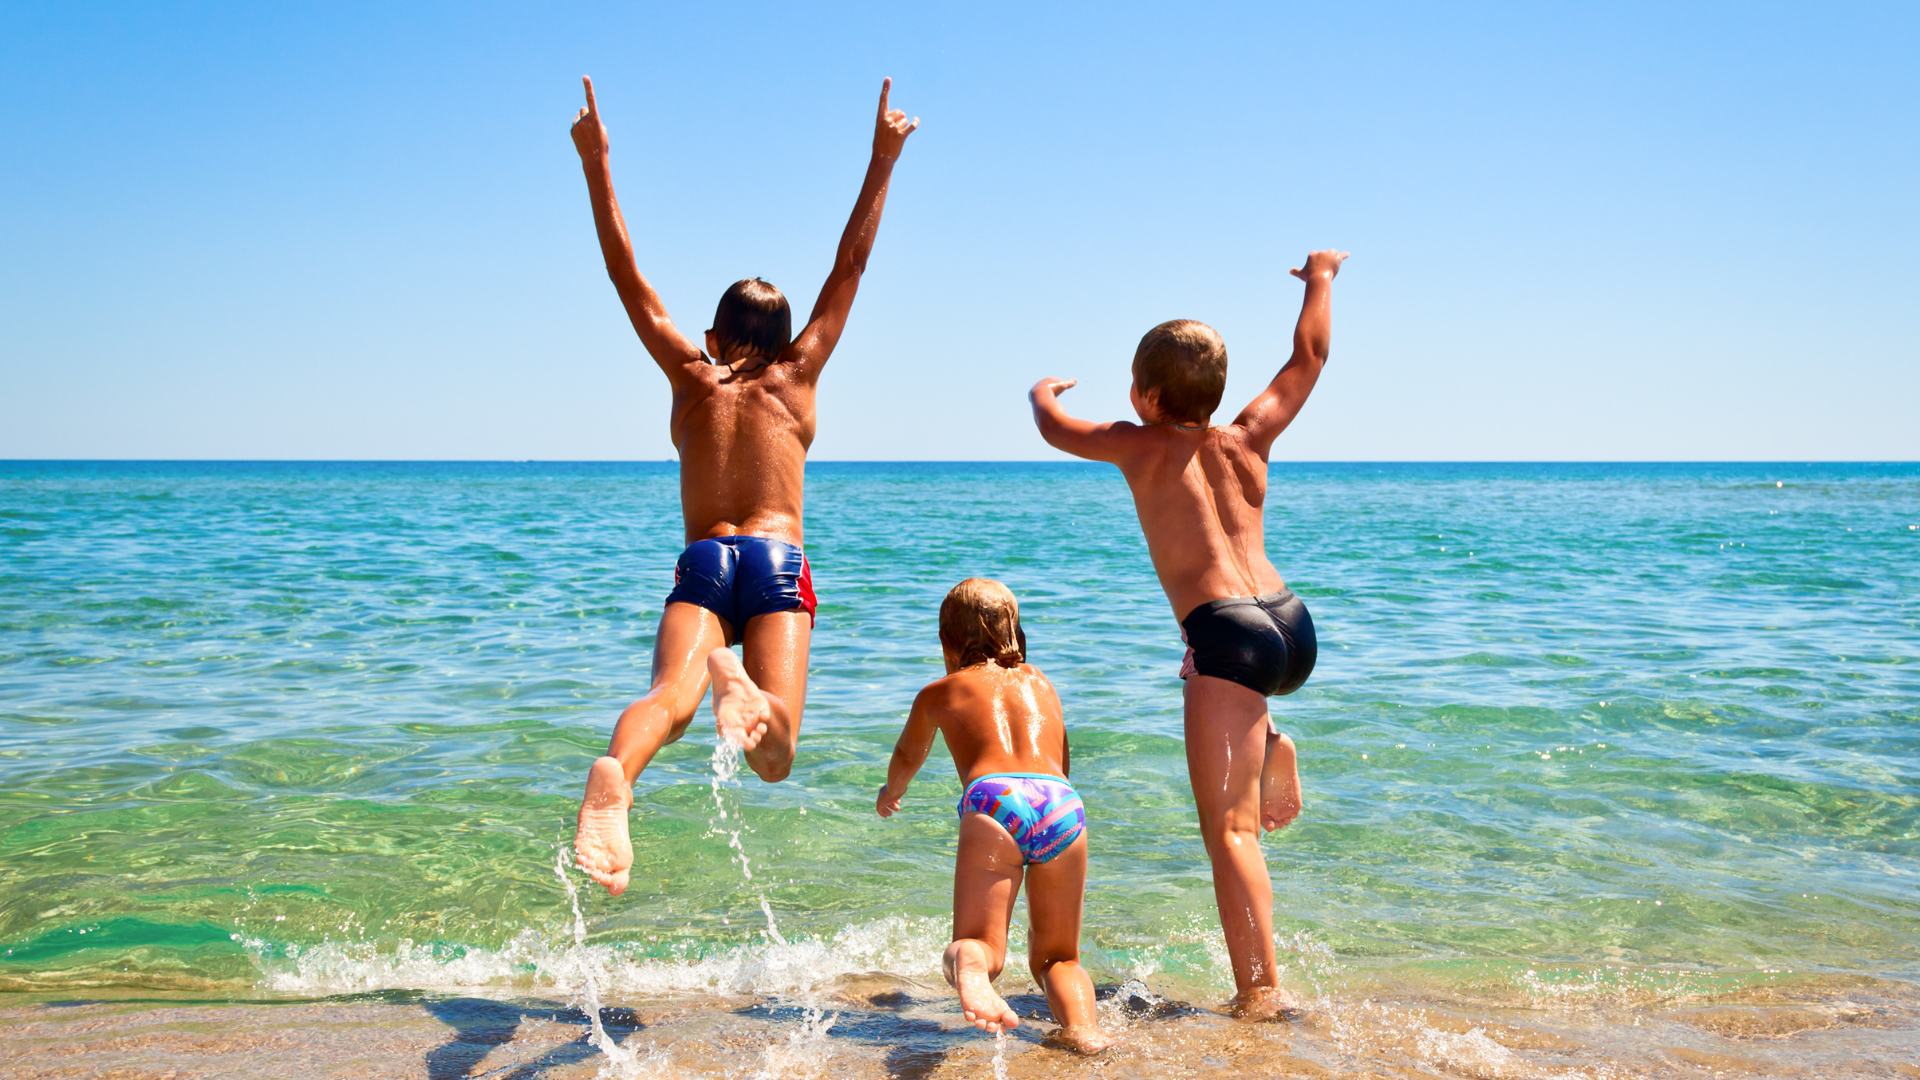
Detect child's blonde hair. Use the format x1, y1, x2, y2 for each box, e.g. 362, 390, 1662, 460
939, 578, 1026, 668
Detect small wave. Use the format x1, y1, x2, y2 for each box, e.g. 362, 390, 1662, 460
244, 914, 951, 999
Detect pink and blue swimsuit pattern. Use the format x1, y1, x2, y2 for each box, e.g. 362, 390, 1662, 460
957, 772, 1087, 864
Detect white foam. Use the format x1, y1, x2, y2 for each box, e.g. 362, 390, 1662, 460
247, 913, 949, 998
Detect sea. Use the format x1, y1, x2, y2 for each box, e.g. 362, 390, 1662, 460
1, 460, 1915, 1078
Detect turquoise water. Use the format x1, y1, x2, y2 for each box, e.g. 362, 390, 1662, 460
1, 460, 1916, 1009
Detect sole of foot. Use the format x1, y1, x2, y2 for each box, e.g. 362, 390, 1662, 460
706, 647, 771, 751
1261, 729, 1302, 832
945, 941, 1019, 1034
574, 756, 633, 896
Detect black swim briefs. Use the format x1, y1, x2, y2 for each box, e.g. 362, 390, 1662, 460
1178, 587, 1317, 697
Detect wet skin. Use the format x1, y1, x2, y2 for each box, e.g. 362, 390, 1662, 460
878, 658, 1109, 1051
569, 75, 917, 894
1026, 250, 1348, 1012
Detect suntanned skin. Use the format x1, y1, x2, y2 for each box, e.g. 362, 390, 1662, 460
1027, 250, 1347, 1018
571, 75, 918, 896
876, 656, 1110, 1054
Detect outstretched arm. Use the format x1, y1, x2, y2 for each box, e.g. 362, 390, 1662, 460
1029, 377, 1143, 464
876, 689, 938, 818
1233, 250, 1349, 456
791, 78, 918, 378
571, 76, 704, 380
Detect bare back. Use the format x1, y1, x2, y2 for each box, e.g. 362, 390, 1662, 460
917, 663, 1069, 784
1117, 424, 1285, 621
670, 361, 817, 545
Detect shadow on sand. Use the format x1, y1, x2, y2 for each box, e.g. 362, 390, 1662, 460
421, 996, 641, 1080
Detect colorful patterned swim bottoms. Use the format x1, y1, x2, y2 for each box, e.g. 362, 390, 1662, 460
957, 772, 1086, 864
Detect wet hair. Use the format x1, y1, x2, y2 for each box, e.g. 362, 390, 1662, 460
939, 578, 1027, 669
711, 278, 792, 361
1132, 319, 1227, 424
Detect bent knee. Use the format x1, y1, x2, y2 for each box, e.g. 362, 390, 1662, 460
1029, 951, 1079, 979
1199, 820, 1262, 857
627, 691, 702, 731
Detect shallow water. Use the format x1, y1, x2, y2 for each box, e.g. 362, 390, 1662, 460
1, 460, 1917, 1075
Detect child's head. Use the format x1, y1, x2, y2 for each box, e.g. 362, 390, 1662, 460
706, 278, 792, 363
1130, 319, 1227, 426
939, 578, 1027, 672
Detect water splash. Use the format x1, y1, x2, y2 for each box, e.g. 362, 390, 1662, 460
553, 845, 639, 1078
708, 739, 786, 946
990, 1029, 1010, 1080
708, 736, 839, 1070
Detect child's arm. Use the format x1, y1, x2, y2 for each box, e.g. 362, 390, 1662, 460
876, 688, 938, 817
1231, 250, 1350, 457
570, 77, 705, 381
1029, 378, 1144, 463
791, 79, 918, 378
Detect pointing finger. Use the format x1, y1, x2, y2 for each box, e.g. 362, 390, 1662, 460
582, 75, 597, 113
879, 76, 891, 116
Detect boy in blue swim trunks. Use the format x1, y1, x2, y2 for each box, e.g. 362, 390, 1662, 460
1027, 249, 1348, 1018
876, 579, 1110, 1053
569, 75, 919, 895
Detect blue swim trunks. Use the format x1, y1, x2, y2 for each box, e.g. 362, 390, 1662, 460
957, 772, 1087, 864
664, 536, 816, 641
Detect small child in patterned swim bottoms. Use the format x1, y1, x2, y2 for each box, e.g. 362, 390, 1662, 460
875, 579, 1110, 1054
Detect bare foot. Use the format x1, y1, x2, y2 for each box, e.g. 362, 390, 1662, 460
1261, 728, 1303, 832
1051, 1024, 1114, 1054
574, 756, 633, 896
1230, 984, 1303, 1021
944, 940, 1019, 1034
706, 647, 771, 751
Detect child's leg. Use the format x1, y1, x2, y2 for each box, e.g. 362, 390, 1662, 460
708, 610, 810, 783
1184, 674, 1293, 1017
945, 813, 1023, 1034
575, 602, 728, 895
1261, 726, 1303, 832
1023, 832, 1110, 1053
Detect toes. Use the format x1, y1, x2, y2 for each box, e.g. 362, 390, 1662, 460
608, 870, 629, 896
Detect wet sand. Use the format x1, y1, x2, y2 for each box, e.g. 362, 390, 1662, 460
5, 972, 1917, 1079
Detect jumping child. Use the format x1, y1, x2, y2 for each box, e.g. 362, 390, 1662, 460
876, 579, 1110, 1053
1026, 250, 1349, 1017
570, 76, 918, 895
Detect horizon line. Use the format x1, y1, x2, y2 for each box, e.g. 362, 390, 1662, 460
3, 458, 1917, 466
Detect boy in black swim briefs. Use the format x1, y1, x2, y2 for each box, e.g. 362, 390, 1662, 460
567, 75, 918, 896
1026, 248, 1349, 1018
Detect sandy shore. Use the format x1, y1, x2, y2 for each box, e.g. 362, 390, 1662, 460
5, 972, 1917, 1079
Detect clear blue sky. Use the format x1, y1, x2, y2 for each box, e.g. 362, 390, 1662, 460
2, 2, 1914, 460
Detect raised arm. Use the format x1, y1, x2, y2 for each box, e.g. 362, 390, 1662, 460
1028, 377, 1144, 464
1232, 250, 1350, 456
570, 76, 704, 380
875, 688, 939, 818
790, 78, 918, 377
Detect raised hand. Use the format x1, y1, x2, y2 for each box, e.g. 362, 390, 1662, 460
571, 75, 608, 161
1031, 377, 1078, 398
1290, 250, 1350, 282
873, 77, 919, 160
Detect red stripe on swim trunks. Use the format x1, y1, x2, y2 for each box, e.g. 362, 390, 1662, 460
797, 556, 817, 624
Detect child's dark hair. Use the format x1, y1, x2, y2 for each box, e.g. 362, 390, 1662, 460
939, 578, 1027, 669
711, 277, 792, 360
1132, 319, 1227, 424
